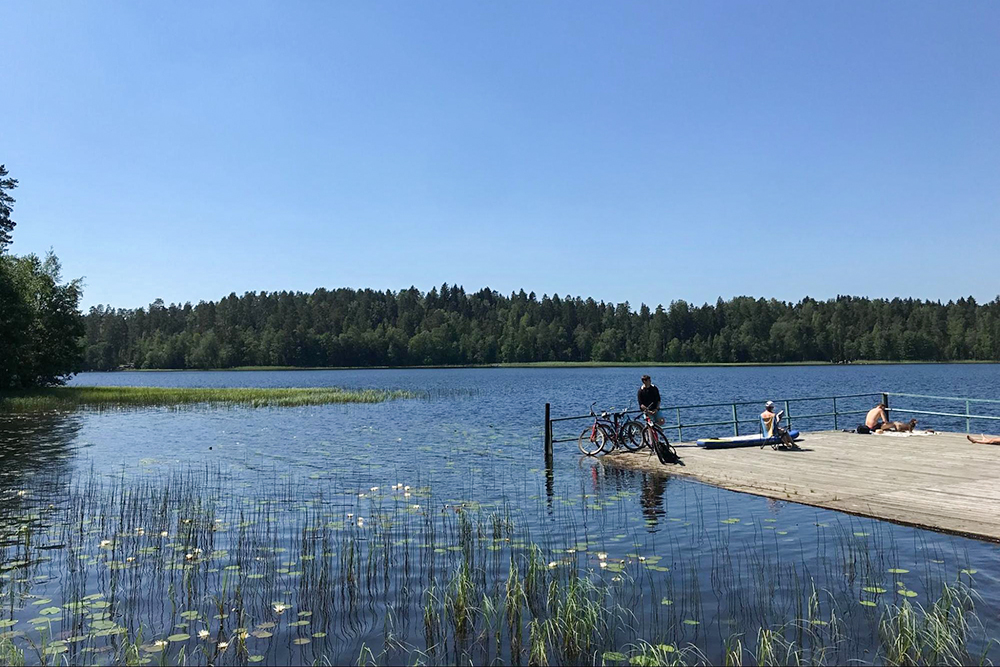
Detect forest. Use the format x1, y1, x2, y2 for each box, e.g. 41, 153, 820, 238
81, 286, 1000, 370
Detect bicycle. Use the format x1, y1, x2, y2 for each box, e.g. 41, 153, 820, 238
577, 402, 644, 456
640, 408, 679, 464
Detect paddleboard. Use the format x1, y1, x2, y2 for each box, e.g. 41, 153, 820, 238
696, 430, 800, 449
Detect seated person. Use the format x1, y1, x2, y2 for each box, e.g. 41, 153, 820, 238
967, 434, 1000, 445
858, 402, 889, 434
760, 401, 797, 449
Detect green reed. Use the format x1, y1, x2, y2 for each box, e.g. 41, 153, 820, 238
0, 385, 416, 412
0, 466, 996, 666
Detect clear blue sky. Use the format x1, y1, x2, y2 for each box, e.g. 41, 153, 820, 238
4, 2, 998, 310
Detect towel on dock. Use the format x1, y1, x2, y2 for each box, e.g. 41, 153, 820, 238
876, 430, 938, 437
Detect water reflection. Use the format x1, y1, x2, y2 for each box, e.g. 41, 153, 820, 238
0, 412, 81, 489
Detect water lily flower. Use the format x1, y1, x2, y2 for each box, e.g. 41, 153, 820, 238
346, 513, 354, 519
198, 630, 210, 640
273, 603, 289, 614
404, 486, 411, 491
597, 553, 607, 560
411, 505, 420, 510
153, 640, 168, 648
567, 549, 576, 554
357, 518, 365, 527
370, 486, 379, 492
126, 557, 135, 563
403, 493, 411, 498
217, 641, 229, 650
600, 562, 608, 569
548, 561, 558, 569
638, 556, 647, 562
135, 528, 145, 536
160, 531, 169, 537
99, 540, 111, 547
185, 553, 195, 560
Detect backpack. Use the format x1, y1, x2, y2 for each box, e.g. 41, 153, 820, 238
652, 437, 679, 465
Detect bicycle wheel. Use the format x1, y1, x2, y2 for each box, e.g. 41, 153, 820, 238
620, 420, 645, 451
578, 425, 607, 456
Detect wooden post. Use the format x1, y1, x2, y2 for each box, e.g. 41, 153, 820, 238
732, 403, 739, 437
832, 396, 839, 430
966, 400, 971, 433
784, 400, 792, 430
882, 392, 890, 416
544, 403, 552, 460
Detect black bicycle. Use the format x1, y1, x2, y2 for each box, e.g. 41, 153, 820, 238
578, 402, 644, 456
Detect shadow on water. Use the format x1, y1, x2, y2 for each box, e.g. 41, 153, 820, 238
0, 412, 81, 488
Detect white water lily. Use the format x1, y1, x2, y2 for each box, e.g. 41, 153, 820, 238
597, 553, 607, 560
638, 556, 646, 562
185, 553, 195, 560
153, 640, 168, 648
357, 518, 365, 527
548, 561, 558, 569
217, 641, 229, 650
411, 505, 420, 510
370, 486, 379, 492
99, 540, 111, 547
273, 603, 289, 614
160, 531, 169, 537
404, 492, 411, 498
198, 630, 210, 640
566, 549, 576, 554
599, 562, 608, 569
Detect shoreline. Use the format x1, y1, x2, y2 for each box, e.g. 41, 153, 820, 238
80, 360, 1000, 373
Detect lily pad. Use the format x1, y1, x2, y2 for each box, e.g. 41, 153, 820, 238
683, 619, 700, 625
898, 590, 918, 598
167, 633, 191, 642
248, 657, 265, 663
602, 651, 627, 661
888, 568, 909, 574
660, 598, 673, 606
860, 600, 877, 607
863, 586, 887, 594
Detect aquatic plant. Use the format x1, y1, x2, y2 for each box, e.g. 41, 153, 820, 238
0, 385, 416, 412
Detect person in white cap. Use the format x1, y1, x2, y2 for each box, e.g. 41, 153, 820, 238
760, 401, 796, 449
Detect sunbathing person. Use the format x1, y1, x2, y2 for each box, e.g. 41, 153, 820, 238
967, 434, 1000, 445
858, 402, 889, 434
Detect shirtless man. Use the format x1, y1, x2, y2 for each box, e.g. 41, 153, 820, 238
967, 434, 1000, 445
860, 403, 889, 434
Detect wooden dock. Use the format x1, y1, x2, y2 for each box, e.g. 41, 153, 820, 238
601, 430, 1000, 542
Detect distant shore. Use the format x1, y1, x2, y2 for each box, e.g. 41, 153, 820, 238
81, 360, 1000, 373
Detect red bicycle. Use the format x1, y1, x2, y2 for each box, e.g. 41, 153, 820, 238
578, 402, 644, 456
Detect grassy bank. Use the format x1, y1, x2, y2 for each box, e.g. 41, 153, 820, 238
0, 385, 415, 412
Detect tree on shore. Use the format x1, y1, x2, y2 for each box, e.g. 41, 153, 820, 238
0, 165, 85, 388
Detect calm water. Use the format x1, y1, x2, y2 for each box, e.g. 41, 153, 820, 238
2, 364, 999, 664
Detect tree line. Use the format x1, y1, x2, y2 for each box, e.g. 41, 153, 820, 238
82, 286, 1000, 371
0, 165, 84, 388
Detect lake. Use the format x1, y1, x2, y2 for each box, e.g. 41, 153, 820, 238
1, 364, 998, 665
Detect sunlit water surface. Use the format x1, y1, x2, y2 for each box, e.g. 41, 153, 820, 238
0, 365, 998, 664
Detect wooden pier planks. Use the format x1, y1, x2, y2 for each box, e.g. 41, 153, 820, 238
601, 430, 1000, 541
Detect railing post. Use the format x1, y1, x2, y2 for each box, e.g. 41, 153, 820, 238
784, 400, 792, 430
882, 392, 890, 416
832, 396, 839, 430
966, 400, 971, 433
732, 403, 739, 437
676, 407, 682, 442
544, 403, 552, 461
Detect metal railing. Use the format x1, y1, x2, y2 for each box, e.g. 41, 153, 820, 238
543, 390, 1000, 456
884, 392, 1000, 434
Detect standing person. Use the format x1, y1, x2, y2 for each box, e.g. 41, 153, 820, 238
760, 401, 796, 449
638, 375, 663, 425
859, 402, 889, 434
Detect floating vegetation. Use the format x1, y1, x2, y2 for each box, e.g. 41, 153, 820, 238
0, 465, 994, 666
0, 385, 416, 412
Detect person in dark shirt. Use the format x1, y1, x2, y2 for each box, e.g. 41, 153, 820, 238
637, 375, 663, 424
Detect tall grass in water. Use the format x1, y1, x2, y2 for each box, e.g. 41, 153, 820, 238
0, 385, 415, 411
0, 467, 996, 666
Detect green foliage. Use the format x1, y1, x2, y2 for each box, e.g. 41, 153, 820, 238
0, 385, 414, 412
81, 287, 1000, 370
0, 164, 16, 251
0, 251, 84, 388
0, 165, 84, 388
